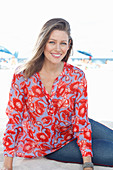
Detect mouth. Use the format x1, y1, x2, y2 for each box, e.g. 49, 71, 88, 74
51, 53, 62, 58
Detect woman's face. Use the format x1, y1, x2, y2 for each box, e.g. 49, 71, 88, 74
44, 30, 70, 64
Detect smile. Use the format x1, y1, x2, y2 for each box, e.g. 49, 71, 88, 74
51, 53, 62, 58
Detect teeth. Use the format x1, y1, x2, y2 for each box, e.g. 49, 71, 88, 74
54, 55, 60, 56
52, 54, 61, 57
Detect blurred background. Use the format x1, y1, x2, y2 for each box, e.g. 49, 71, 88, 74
0, 0, 113, 129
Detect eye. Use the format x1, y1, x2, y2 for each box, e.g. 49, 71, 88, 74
49, 41, 55, 44
61, 42, 67, 45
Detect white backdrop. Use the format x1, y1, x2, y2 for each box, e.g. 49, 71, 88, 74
0, 0, 113, 59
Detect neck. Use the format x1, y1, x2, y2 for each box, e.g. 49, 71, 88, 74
42, 61, 64, 75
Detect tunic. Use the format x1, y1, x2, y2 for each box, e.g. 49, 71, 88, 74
3, 62, 93, 158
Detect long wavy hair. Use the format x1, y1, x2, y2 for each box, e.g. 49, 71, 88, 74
23, 18, 73, 79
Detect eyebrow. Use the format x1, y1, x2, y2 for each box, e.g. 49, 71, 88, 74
49, 38, 68, 42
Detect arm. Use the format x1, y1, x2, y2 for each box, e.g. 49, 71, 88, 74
72, 71, 93, 165
2, 72, 25, 165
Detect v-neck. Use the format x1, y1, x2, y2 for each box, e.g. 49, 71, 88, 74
36, 62, 66, 100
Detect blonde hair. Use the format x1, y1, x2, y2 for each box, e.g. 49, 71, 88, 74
23, 18, 73, 78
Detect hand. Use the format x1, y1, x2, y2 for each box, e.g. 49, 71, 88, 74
1, 167, 12, 170
2, 156, 13, 170
83, 156, 94, 170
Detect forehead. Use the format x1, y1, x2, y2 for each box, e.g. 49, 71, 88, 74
49, 30, 69, 40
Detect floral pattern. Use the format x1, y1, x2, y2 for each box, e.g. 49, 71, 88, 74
3, 62, 93, 158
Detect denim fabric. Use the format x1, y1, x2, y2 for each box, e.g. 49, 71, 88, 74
45, 118, 113, 167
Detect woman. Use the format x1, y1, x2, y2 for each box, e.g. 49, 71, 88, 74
1, 18, 113, 170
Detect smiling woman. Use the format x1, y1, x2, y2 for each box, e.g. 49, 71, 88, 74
21, 18, 73, 79
1, 18, 113, 170
44, 30, 70, 65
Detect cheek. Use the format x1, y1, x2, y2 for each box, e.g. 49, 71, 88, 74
44, 44, 53, 52
62, 46, 69, 54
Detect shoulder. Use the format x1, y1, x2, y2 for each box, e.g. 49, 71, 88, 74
12, 67, 26, 85
65, 62, 85, 77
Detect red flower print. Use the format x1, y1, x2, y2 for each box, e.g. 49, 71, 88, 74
86, 142, 92, 149
13, 113, 20, 124
3, 64, 92, 158
28, 129, 35, 139
29, 111, 37, 122
40, 143, 51, 151
78, 104, 86, 118
8, 118, 15, 124
85, 151, 92, 157
34, 100, 45, 116
24, 155, 34, 158
32, 85, 43, 97
69, 97, 75, 111
31, 76, 37, 83
37, 150, 46, 157
70, 82, 79, 93
79, 119, 86, 125
41, 116, 52, 126
61, 99, 69, 108
61, 109, 70, 119
74, 75, 77, 81
73, 124, 79, 132
7, 130, 16, 135
56, 84, 67, 97
45, 128, 51, 138
84, 131, 91, 140
56, 125, 70, 133
36, 133, 49, 142
23, 142, 33, 153
79, 139, 87, 148
65, 75, 70, 81
83, 85, 87, 97
75, 89, 82, 100
3, 136, 14, 151
48, 99, 60, 114
13, 98, 23, 112
79, 99, 87, 104
16, 152, 24, 157
64, 133, 73, 141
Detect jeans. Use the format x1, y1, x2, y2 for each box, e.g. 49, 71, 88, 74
45, 118, 113, 167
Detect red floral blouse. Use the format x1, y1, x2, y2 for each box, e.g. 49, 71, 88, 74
3, 62, 93, 158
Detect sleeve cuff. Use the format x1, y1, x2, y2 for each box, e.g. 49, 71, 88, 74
4, 150, 15, 157
80, 148, 93, 157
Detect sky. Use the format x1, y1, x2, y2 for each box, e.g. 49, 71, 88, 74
0, 0, 113, 58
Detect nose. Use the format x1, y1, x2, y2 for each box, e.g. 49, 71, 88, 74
55, 43, 61, 51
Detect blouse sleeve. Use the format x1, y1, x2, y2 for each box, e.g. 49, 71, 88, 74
3, 72, 25, 157
72, 71, 93, 157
